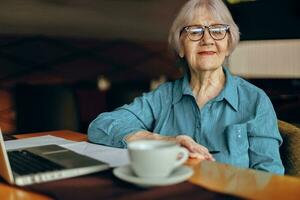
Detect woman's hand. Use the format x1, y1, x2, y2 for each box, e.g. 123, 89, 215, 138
125, 131, 215, 161
175, 135, 215, 161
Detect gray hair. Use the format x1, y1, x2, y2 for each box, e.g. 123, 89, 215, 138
168, 0, 240, 58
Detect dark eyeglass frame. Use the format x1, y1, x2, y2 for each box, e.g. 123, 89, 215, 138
180, 24, 230, 41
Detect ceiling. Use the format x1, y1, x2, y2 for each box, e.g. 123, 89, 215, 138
0, 0, 187, 41
1, 0, 299, 41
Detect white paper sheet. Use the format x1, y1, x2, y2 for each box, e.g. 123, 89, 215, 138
4, 135, 130, 167
61, 142, 130, 167
4, 135, 75, 151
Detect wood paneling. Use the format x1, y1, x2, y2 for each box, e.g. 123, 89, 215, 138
0, 90, 15, 134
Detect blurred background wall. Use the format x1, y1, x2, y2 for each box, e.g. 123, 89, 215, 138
0, 0, 299, 134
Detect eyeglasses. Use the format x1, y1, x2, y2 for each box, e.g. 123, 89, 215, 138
181, 24, 230, 41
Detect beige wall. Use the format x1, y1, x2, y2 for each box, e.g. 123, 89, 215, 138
229, 39, 300, 78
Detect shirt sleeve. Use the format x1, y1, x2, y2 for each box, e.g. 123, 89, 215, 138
248, 92, 285, 175
87, 91, 160, 148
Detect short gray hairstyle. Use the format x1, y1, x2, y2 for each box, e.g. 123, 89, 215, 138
168, 0, 240, 57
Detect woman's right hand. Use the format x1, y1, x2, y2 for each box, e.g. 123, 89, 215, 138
175, 135, 215, 161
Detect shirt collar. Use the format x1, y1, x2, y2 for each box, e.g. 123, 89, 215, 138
172, 67, 239, 111
221, 67, 239, 111
172, 71, 193, 105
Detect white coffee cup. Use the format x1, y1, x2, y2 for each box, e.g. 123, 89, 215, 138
127, 140, 189, 178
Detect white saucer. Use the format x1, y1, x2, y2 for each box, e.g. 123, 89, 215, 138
113, 165, 193, 187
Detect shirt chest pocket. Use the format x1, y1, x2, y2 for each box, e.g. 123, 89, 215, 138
224, 123, 249, 156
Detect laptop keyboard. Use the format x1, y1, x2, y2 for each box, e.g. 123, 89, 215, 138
7, 150, 66, 175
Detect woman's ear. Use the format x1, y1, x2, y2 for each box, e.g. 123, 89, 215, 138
225, 38, 231, 56
178, 37, 185, 58
225, 50, 230, 57
179, 50, 184, 58
179, 44, 185, 58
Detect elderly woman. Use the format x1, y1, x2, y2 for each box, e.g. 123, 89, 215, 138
88, 0, 284, 174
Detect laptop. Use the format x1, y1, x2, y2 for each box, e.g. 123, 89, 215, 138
0, 130, 109, 186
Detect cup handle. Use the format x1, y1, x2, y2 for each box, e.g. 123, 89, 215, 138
174, 147, 189, 168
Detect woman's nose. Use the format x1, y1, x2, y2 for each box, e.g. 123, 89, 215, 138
201, 29, 214, 45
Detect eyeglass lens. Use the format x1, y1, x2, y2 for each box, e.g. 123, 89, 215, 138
186, 25, 228, 41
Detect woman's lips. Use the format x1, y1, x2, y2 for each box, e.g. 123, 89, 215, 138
198, 51, 216, 56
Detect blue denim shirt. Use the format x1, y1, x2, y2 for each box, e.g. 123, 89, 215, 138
88, 67, 284, 175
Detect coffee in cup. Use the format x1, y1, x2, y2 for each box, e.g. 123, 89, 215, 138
127, 140, 189, 178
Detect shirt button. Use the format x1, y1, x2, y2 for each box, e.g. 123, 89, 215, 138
238, 134, 242, 138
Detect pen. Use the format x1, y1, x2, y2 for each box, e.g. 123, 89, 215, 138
209, 151, 220, 154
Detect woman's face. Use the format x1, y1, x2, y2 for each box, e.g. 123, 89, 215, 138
180, 8, 229, 73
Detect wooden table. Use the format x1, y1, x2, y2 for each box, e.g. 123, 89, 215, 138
1, 130, 300, 200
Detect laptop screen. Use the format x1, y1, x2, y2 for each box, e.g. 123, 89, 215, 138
0, 130, 15, 184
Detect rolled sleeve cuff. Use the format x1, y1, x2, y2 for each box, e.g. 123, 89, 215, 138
110, 123, 145, 148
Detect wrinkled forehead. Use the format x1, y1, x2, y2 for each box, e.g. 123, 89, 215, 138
184, 6, 225, 26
